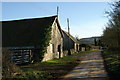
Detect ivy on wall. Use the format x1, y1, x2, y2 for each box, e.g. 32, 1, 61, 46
37, 25, 52, 61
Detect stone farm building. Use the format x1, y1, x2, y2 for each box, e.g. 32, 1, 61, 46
62, 30, 80, 56
2, 15, 64, 64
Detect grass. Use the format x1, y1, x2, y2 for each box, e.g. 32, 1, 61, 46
102, 50, 120, 80
11, 50, 96, 80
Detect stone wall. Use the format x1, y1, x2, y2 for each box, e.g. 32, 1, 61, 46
42, 19, 63, 61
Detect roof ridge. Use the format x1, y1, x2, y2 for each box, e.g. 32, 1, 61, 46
2, 15, 57, 22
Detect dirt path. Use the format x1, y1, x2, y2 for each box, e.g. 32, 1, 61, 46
61, 51, 109, 80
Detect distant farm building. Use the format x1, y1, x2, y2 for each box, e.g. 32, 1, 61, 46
79, 36, 101, 50
62, 30, 80, 55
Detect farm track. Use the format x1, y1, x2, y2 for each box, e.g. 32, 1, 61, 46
60, 51, 109, 80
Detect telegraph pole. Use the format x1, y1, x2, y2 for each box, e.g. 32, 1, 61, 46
67, 18, 71, 55
57, 6, 59, 17
67, 18, 70, 35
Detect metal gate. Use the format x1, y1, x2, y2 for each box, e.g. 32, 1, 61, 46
11, 50, 32, 64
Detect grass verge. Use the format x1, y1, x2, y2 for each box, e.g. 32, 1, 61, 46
102, 50, 120, 80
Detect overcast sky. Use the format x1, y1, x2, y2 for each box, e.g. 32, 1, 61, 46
2, 2, 111, 38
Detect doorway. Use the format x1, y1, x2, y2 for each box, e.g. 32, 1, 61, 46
58, 45, 61, 58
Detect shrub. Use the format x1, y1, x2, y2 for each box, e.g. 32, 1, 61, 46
2, 49, 21, 79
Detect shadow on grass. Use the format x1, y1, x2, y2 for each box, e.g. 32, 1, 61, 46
10, 50, 97, 80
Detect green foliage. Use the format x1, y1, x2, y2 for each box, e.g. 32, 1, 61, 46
102, 50, 120, 80
37, 25, 52, 61
102, 1, 120, 51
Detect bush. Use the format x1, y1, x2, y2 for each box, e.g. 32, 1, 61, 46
2, 49, 21, 79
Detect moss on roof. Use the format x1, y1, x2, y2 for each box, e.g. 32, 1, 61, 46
2, 16, 57, 47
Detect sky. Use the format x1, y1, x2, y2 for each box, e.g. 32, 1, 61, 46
2, 2, 111, 39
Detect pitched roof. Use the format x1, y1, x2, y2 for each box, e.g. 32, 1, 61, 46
2, 15, 58, 47
62, 30, 79, 43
